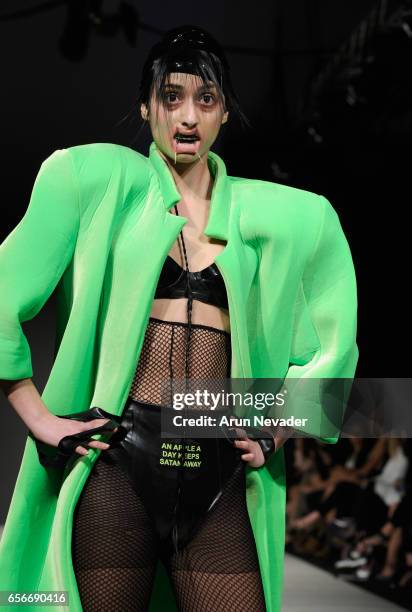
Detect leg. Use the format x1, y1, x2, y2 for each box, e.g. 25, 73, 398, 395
378, 526, 402, 577
72, 453, 159, 612
164, 464, 266, 612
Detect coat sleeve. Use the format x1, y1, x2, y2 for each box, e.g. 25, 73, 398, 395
280, 195, 359, 444
0, 149, 80, 381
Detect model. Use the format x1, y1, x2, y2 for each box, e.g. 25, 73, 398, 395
0, 24, 359, 612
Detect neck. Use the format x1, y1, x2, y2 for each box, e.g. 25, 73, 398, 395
160, 149, 213, 203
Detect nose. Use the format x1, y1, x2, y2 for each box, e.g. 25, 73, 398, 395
179, 97, 198, 129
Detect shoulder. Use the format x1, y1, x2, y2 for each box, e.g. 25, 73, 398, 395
230, 175, 323, 214
61, 143, 151, 212
66, 142, 150, 179
229, 175, 327, 236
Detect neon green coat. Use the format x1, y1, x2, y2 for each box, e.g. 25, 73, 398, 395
0, 141, 359, 611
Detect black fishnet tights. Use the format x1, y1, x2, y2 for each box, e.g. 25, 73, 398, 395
72, 456, 266, 612
129, 317, 232, 406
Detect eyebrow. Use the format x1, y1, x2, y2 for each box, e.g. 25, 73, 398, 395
163, 82, 217, 92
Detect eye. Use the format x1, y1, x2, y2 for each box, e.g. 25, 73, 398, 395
201, 93, 216, 105
164, 91, 179, 103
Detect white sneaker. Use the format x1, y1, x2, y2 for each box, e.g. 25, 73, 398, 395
334, 555, 368, 569
356, 565, 371, 580
333, 518, 350, 529
349, 549, 363, 559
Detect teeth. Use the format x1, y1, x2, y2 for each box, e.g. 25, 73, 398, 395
175, 134, 198, 142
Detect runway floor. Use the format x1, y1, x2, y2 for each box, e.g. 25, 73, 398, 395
284, 553, 408, 611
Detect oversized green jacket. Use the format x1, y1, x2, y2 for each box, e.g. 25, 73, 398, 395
0, 141, 359, 611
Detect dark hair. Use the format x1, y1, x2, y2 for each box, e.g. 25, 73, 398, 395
130, 25, 251, 139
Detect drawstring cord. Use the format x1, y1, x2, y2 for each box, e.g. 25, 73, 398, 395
168, 204, 192, 396
171, 203, 192, 553
167, 203, 232, 552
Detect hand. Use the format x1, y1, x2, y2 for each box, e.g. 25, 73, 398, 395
233, 428, 266, 468
30, 413, 119, 457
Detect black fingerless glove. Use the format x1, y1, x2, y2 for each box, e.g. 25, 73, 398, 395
28, 406, 126, 470
255, 436, 277, 461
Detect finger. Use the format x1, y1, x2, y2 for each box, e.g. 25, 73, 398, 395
75, 445, 89, 456
80, 418, 106, 430
88, 440, 110, 450
82, 419, 118, 430
234, 439, 250, 449
240, 452, 255, 462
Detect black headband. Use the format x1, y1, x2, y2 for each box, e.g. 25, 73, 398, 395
165, 48, 212, 76
152, 26, 229, 77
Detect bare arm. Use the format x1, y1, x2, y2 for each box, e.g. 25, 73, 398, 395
356, 438, 386, 477
0, 378, 115, 456
0, 378, 51, 430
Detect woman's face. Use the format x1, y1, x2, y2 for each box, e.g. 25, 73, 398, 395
141, 71, 228, 165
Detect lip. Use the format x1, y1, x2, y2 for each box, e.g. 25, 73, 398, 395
172, 133, 201, 155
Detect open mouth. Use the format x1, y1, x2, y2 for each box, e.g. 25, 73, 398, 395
174, 132, 200, 143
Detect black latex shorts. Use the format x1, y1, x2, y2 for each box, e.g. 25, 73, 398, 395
101, 397, 245, 557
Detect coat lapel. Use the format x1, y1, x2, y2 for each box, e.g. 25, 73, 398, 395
148, 141, 258, 380
148, 140, 230, 240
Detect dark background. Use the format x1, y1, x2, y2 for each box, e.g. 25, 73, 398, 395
0, 0, 410, 522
